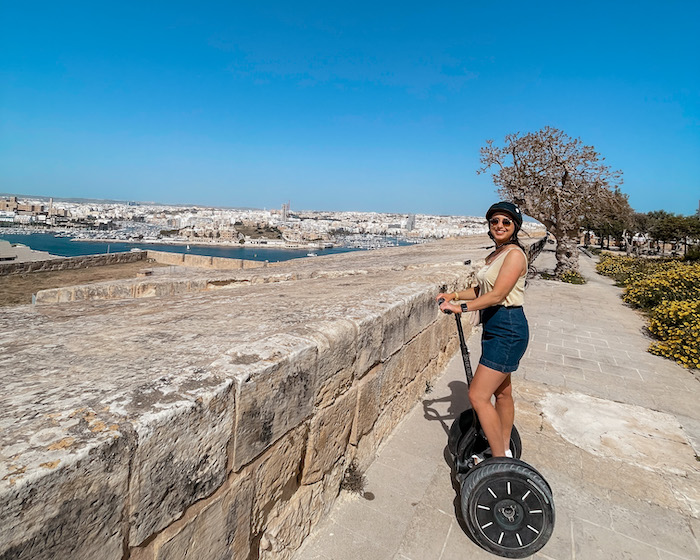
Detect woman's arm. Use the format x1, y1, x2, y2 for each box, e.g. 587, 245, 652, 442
435, 286, 480, 303
438, 250, 526, 314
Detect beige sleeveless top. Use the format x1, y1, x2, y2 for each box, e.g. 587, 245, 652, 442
476, 247, 527, 307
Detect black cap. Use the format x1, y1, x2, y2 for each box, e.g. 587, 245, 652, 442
486, 201, 523, 229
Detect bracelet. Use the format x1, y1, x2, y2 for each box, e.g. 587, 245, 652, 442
453, 292, 459, 301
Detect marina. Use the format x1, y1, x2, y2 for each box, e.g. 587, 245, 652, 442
0, 231, 416, 263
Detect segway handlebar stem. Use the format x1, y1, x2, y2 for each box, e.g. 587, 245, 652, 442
437, 297, 474, 385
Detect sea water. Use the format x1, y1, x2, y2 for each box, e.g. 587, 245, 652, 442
0, 232, 366, 262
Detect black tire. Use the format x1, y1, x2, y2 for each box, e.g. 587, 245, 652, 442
461, 459, 555, 558
507, 425, 522, 460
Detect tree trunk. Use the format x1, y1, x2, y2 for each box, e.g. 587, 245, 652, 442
623, 230, 632, 256
554, 234, 580, 276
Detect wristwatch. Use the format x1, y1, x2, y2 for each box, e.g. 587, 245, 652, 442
460, 303, 469, 313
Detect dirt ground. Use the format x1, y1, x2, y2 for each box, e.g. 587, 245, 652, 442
0, 261, 166, 306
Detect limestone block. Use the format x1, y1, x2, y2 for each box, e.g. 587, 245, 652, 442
372, 404, 396, 450
318, 458, 345, 516
418, 356, 441, 389
0, 435, 129, 560
262, 458, 343, 560
379, 300, 407, 361
351, 430, 378, 472
259, 483, 319, 560
109, 282, 135, 300
404, 287, 439, 342
382, 327, 436, 407
427, 318, 445, 358
32, 289, 58, 304
227, 334, 318, 470
379, 351, 409, 406
124, 376, 236, 545
251, 424, 308, 534
215, 257, 239, 269
57, 288, 73, 303
69, 286, 88, 301
352, 309, 384, 377
402, 325, 431, 369
350, 365, 383, 445
176, 280, 192, 295
152, 475, 253, 560
402, 373, 429, 412
135, 282, 157, 298
301, 387, 357, 485
157, 280, 195, 297
148, 251, 184, 266
243, 259, 266, 269
291, 319, 357, 408
187, 279, 209, 293
373, 373, 428, 450
85, 284, 111, 300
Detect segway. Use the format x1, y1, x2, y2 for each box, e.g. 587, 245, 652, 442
439, 299, 555, 558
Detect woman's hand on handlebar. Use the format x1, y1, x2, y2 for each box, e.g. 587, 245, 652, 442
436, 293, 461, 314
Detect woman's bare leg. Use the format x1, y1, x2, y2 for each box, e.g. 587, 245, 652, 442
494, 374, 514, 452
468, 364, 510, 457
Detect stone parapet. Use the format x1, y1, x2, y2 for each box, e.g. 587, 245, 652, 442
0, 235, 544, 560
0, 250, 146, 276
147, 249, 273, 270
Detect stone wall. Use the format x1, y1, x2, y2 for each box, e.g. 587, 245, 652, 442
0, 250, 147, 275
129, 299, 461, 560
147, 250, 272, 270
0, 236, 544, 560
31, 250, 273, 305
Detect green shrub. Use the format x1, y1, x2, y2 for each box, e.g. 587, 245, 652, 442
560, 270, 586, 284
683, 245, 700, 262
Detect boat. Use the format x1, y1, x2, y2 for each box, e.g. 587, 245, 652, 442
307, 252, 318, 257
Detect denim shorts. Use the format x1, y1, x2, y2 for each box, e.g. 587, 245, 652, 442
479, 305, 529, 373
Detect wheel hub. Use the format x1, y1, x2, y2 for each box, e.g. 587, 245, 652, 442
495, 499, 523, 529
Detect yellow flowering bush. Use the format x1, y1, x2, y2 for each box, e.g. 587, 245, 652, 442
623, 263, 700, 308
596, 254, 680, 287
597, 254, 700, 369
648, 301, 700, 369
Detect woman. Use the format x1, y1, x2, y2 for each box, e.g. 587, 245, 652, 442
437, 201, 529, 462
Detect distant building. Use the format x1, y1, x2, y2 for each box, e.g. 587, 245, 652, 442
406, 214, 416, 231
1, 197, 19, 212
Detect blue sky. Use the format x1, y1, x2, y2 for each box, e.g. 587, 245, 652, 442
1, 1, 698, 217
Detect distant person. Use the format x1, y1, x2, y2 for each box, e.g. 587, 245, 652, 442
436, 201, 528, 462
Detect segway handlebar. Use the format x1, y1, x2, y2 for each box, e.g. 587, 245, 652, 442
437, 297, 473, 385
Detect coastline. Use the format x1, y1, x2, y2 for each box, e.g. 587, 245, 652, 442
69, 237, 326, 251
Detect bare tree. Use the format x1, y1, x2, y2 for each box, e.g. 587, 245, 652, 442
479, 127, 623, 275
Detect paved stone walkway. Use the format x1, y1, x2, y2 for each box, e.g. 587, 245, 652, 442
293, 248, 700, 560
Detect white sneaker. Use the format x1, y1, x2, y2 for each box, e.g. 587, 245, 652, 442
505, 449, 513, 458
470, 454, 484, 466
